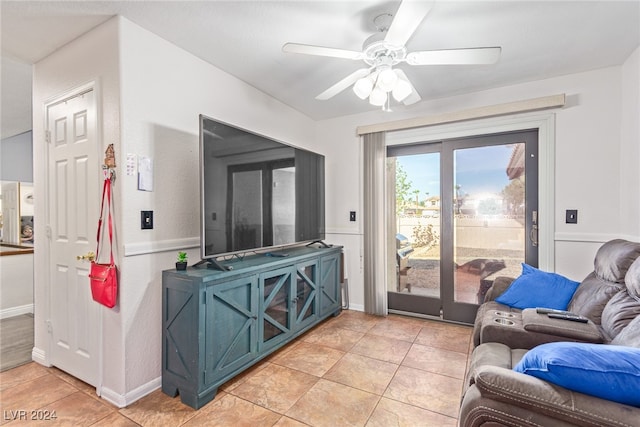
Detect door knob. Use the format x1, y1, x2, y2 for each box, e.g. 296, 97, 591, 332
530, 226, 539, 247
530, 210, 538, 247
77, 251, 95, 261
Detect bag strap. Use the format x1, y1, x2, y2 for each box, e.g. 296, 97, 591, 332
95, 177, 114, 264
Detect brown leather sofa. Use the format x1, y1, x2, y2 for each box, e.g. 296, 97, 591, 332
472, 239, 640, 349
460, 239, 640, 427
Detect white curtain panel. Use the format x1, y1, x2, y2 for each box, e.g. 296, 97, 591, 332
362, 132, 388, 316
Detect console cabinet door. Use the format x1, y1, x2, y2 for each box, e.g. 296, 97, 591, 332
319, 253, 341, 317
162, 275, 200, 389
259, 266, 294, 352
293, 259, 319, 331
204, 276, 258, 386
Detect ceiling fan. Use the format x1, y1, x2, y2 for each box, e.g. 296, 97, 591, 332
282, 1, 501, 109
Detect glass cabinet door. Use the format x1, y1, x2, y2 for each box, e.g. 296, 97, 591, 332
295, 261, 318, 328
319, 253, 341, 317
260, 267, 293, 350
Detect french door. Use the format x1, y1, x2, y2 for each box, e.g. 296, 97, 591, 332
227, 159, 295, 251
387, 130, 538, 323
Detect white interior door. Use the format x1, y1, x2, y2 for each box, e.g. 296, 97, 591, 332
46, 88, 100, 387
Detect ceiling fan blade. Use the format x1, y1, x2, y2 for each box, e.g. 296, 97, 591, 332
406, 47, 502, 65
282, 43, 363, 60
316, 68, 371, 100
385, 0, 432, 47
394, 69, 421, 105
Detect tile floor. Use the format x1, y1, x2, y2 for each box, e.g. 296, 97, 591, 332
0, 310, 473, 426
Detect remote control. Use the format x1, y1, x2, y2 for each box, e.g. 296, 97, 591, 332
265, 252, 289, 257
536, 308, 572, 315
547, 313, 589, 323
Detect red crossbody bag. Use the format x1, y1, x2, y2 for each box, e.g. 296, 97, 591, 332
89, 176, 118, 308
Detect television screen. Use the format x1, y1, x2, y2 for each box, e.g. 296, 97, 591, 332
200, 115, 325, 260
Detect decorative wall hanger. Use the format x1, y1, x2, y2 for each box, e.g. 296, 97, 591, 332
103, 143, 116, 180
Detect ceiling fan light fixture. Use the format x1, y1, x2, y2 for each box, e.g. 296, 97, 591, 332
282, 0, 501, 110
369, 87, 387, 106
382, 95, 393, 112
377, 66, 398, 92
353, 76, 374, 99
392, 70, 412, 102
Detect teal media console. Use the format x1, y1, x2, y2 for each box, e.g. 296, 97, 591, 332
161, 245, 343, 409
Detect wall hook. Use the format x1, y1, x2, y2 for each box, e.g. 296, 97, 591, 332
103, 144, 116, 181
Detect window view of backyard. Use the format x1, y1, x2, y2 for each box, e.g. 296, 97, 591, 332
391, 143, 527, 305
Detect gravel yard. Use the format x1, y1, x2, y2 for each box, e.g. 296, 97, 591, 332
400, 245, 524, 304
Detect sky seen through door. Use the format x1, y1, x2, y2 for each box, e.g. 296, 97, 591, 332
397, 145, 514, 199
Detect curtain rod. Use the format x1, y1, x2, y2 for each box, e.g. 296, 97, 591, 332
356, 93, 566, 135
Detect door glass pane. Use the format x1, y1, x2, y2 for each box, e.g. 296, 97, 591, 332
453, 144, 525, 304
388, 154, 441, 297
272, 167, 295, 245
232, 170, 263, 250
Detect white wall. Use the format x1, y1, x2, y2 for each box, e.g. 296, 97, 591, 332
1, 131, 33, 182
32, 16, 122, 394
0, 252, 33, 318
319, 58, 640, 309
117, 17, 317, 403
619, 46, 640, 239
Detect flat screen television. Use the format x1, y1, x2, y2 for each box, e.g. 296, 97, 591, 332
199, 115, 325, 268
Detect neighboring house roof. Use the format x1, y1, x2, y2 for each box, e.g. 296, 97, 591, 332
506, 144, 525, 180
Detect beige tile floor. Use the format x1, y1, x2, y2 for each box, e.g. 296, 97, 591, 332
0, 310, 473, 426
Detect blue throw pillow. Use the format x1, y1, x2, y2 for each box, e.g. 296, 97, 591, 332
514, 342, 640, 407
495, 263, 579, 310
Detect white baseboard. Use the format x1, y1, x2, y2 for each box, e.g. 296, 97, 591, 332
99, 387, 127, 408
31, 347, 50, 366
31, 346, 159, 409
345, 303, 364, 312
1, 304, 34, 320
100, 376, 161, 408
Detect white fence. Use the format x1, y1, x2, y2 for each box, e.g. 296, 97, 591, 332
397, 215, 525, 251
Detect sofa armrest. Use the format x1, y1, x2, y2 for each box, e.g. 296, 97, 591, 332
521, 309, 604, 343
460, 365, 640, 427
483, 276, 515, 302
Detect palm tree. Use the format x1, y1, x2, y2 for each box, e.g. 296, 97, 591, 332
455, 184, 463, 214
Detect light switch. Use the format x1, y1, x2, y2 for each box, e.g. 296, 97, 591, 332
566, 209, 578, 224
141, 211, 153, 229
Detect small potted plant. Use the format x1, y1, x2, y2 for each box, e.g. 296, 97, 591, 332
176, 251, 188, 271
